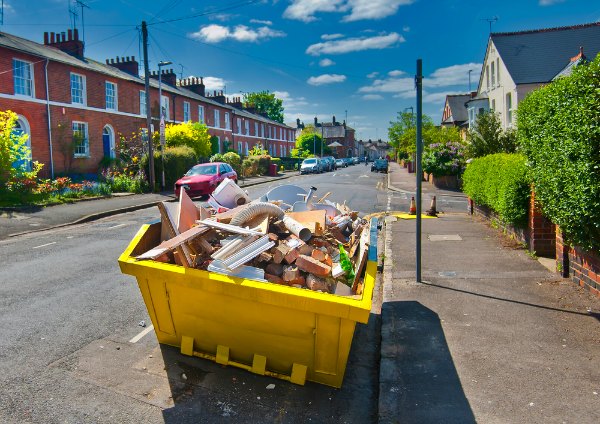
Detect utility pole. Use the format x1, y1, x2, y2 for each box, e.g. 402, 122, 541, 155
415, 59, 423, 283
158, 60, 172, 191
141, 21, 155, 191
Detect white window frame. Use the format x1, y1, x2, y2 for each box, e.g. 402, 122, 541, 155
13, 59, 34, 97
491, 62, 495, 87
225, 112, 230, 130
254, 122, 258, 136
198, 105, 205, 123
105, 81, 117, 111
506, 93, 513, 126
139, 90, 146, 116
183, 101, 191, 122
161, 95, 170, 120
236, 117, 242, 134
245, 120, 250, 135
245, 142, 249, 155
496, 58, 501, 87
486, 65, 490, 91
238, 141, 243, 155
261, 124, 265, 138
214, 109, 220, 128
70, 72, 86, 105
72, 121, 89, 157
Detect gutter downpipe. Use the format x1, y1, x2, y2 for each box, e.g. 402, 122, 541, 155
44, 58, 55, 179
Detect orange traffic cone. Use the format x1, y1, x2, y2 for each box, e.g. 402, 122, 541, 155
426, 196, 437, 216
409, 196, 416, 215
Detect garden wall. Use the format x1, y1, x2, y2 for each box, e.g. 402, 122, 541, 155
556, 228, 600, 297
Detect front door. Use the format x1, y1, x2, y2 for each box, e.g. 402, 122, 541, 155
102, 133, 110, 158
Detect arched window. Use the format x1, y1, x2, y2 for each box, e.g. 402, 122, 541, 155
13, 115, 32, 171
102, 125, 116, 159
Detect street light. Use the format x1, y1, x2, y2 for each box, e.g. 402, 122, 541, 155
158, 60, 172, 191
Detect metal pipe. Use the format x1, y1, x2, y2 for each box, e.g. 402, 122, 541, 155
416, 59, 423, 283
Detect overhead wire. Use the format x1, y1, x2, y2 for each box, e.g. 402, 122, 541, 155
147, 0, 263, 26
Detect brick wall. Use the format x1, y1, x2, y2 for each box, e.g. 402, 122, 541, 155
471, 200, 529, 246
555, 227, 600, 297
528, 190, 556, 257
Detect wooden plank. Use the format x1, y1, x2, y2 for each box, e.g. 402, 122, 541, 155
177, 189, 199, 233
286, 210, 326, 236
351, 227, 370, 293
157, 202, 193, 268
136, 225, 210, 260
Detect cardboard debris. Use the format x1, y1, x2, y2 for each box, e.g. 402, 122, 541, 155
142, 179, 371, 296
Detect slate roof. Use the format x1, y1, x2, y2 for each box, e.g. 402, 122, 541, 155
0, 31, 291, 128
491, 22, 600, 84
317, 122, 355, 139
444, 94, 471, 123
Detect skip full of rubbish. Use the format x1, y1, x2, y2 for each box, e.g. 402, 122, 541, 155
136, 178, 372, 296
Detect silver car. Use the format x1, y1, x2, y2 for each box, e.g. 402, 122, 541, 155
300, 158, 321, 174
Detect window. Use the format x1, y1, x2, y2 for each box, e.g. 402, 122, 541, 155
225, 112, 230, 130
245, 142, 249, 155
238, 141, 243, 154
72, 121, 89, 157
236, 117, 242, 134
13, 59, 33, 97
496, 58, 500, 86
268, 126, 272, 139
215, 136, 221, 152
70, 73, 86, 105
491, 99, 496, 111
506, 93, 513, 126
183, 101, 190, 122
139, 91, 146, 115
198, 105, 205, 123
214, 109, 220, 128
491, 62, 495, 87
220, 164, 228, 174
254, 122, 258, 136
245, 120, 250, 135
486, 65, 490, 90
280, 128, 283, 140
261, 124, 265, 137
161, 95, 169, 119
105, 82, 117, 111
12, 116, 32, 171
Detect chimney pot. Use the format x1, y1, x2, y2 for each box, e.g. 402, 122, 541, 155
44, 32, 49, 44
106, 59, 109, 64
50, 32, 55, 43
61, 32, 66, 42
74, 28, 79, 40
121, 57, 125, 62
68, 29, 73, 41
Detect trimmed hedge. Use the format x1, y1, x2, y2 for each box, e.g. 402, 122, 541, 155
142, 146, 199, 189
462, 153, 531, 226
517, 54, 600, 250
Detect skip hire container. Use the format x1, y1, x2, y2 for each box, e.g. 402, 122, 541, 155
118, 219, 378, 388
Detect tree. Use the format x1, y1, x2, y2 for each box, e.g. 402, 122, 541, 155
243, 91, 284, 123
465, 111, 517, 159
292, 125, 330, 157
160, 121, 212, 158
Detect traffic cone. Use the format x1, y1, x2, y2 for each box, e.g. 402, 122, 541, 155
426, 196, 437, 216
409, 196, 416, 215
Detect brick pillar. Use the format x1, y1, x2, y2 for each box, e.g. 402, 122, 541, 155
555, 226, 569, 277
528, 189, 556, 257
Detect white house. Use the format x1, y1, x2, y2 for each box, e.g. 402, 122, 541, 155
469, 22, 600, 130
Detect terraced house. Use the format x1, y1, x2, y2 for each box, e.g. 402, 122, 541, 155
0, 28, 295, 178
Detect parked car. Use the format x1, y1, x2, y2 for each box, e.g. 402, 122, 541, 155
335, 158, 346, 168
323, 156, 336, 170
352, 157, 360, 164
342, 158, 353, 167
371, 159, 389, 173
174, 162, 237, 199
320, 156, 334, 172
300, 158, 322, 174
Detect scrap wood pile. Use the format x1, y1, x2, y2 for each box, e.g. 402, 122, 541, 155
137, 178, 372, 296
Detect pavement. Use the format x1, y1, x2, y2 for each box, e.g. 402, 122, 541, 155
379, 162, 600, 424
0, 171, 295, 240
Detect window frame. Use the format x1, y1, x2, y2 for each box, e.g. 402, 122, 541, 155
139, 90, 147, 116
254, 122, 258, 136
105, 81, 118, 111
72, 121, 89, 157
160, 95, 170, 120
13, 59, 34, 97
214, 109, 220, 128
198, 105, 205, 123
183, 101, 191, 122
70, 72, 86, 105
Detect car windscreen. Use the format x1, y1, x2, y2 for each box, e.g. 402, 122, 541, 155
186, 165, 217, 176
303, 159, 316, 164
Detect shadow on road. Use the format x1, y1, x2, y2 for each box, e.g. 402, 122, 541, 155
380, 301, 475, 424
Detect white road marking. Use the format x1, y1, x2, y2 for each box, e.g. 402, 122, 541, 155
129, 324, 154, 343
108, 223, 127, 229
387, 194, 392, 211
32, 241, 56, 249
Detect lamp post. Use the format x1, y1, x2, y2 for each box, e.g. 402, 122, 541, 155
158, 60, 172, 191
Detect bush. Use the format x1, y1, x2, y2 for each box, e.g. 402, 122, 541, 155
422, 141, 466, 177
517, 54, 600, 250
210, 153, 224, 163
462, 153, 530, 226
223, 151, 241, 174
465, 111, 518, 159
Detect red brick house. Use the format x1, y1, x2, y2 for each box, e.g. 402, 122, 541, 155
0, 29, 295, 178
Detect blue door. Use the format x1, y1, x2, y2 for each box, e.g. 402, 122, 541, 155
102, 133, 110, 158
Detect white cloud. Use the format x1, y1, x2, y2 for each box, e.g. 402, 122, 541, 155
539, 0, 565, 5
307, 74, 347, 86
319, 58, 335, 67
306, 32, 404, 56
362, 94, 384, 100
283, 0, 413, 22
367, 71, 379, 78
342, 0, 414, 22
426, 63, 481, 88
388, 70, 404, 77
403, 26, 410, 32
321, 33, 345, 40
211, 13, 236, 22
273, 90, 309, 111
189, 24, 286, 43
202, 77, 227, 91
422, 91, 452, 105
283, 0, 347, 23
250, 19, 273, 25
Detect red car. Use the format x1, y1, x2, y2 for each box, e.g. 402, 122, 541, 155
174, 162, 237, 199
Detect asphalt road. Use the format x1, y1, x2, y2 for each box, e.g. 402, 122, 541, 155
0, 165, 387, 423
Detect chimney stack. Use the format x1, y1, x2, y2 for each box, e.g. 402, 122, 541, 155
149, 68, 177, 86
43, 29, 84, 58
106, 55, 139, 77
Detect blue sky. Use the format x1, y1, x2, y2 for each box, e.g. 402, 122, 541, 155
2, 0, 599, 140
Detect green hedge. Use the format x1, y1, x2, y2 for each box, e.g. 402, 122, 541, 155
142, 146, 199, 189
462, 153, 531, 226
517, 54, 600, 250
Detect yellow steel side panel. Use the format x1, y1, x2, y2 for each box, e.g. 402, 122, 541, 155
181, 336, 194, 356
314, 314, 341, 375
146, 279, 176, 337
